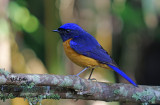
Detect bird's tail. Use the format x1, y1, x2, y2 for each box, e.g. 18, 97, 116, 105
107, 64, 137, 87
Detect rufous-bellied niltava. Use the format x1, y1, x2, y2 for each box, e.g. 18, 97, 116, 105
53, 23, 137, 87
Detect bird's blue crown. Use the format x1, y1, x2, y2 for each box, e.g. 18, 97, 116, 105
54, 23, 86, 42
59, 23, 83, 31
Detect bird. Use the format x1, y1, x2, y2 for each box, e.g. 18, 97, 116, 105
53, 23, 137, 87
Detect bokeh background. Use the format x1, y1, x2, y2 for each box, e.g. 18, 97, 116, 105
0, 0, 160, 105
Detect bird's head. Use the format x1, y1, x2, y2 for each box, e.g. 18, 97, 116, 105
53, 23, 84, 42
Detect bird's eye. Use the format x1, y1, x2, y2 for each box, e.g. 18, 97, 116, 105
66, 29, 71, 33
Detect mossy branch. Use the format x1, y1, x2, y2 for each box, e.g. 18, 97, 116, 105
0, 69, 160, 104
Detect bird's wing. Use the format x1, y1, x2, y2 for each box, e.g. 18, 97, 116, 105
70, 35, 117, 67
70, 35, 137, 87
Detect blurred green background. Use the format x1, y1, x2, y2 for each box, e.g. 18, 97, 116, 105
0, 0, 160, 105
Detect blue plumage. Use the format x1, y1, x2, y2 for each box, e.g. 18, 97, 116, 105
70, 34, 117, 67
53, 23, 137, 87
70, 31, 137, 87
107, 64, 137, 87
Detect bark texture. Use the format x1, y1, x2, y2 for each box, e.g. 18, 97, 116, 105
0, 69, 159, 104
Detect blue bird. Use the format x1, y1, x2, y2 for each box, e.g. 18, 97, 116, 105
53, 23, 137, 87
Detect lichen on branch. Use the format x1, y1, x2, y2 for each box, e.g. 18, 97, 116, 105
0, 68, 160, 104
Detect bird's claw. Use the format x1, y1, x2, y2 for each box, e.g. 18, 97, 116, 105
88, 78, 97, 81
68, 75, 81, 79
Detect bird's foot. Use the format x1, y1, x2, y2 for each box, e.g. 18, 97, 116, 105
68, 75, 81, 79
88, 78, 97, 82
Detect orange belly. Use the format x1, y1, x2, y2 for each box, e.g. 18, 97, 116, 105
63, 39, 109, 69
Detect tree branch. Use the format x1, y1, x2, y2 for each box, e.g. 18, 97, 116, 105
0, 69, 160, 104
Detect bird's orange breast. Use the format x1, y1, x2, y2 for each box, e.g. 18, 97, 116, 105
63, 38, 109, 69
63, 39, 99, 67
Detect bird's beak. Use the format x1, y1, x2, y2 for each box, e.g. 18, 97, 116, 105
52, 30, 59, 32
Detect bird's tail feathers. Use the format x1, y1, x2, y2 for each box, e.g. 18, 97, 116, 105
107, 64, 137, 87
